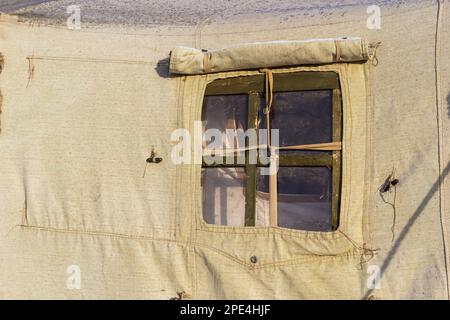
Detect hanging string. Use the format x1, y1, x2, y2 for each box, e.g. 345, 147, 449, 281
203, 142, 342, 156
259, 69, 278, 226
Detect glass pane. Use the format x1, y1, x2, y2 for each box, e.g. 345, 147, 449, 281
202, 95, 248, 150
202, 167, 246, 227
256, 167, 333, 231
259, 90, 332, 155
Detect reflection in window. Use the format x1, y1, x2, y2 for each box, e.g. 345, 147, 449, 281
256, 167, 332, 231
202, 168, 246, 226
259, 91, 333, 155
202, 95, 248, 150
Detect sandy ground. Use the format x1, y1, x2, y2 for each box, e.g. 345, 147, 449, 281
0, 0, 54, 12
0, 0, 419, 27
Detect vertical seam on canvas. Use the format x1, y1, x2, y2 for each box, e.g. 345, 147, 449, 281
192, 77, 201, 297
342, 64, 352, 235
191, 77, 201, 244
361, 61, 376, 298
190, 75, 207, 297
434, 0, 449, 300
175, 75, 197, 297
189, 77, 198, 297
363, 63, 376, 256
174, 76, 183, 240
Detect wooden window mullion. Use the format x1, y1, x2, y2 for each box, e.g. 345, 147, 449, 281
276, 154, 333, 167
245, 92, 260, 226
331, 88, 342, 230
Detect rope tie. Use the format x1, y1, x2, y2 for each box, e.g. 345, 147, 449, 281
260, 68, 274, 116
171, 291, 192, 300
203, 142, 342, 156
203, 51, 212, 73
259, 68, 278, 226
368, 41, 382, 66
334, 40, 341, 62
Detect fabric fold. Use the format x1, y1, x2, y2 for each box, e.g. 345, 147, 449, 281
169, 37, 368, 74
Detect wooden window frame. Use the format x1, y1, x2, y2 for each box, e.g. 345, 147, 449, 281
202, 71, 342, 230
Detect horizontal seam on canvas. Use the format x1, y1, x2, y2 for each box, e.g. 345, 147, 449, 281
17, 224, 357, 269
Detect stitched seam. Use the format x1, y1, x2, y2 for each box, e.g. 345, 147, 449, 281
196, 64, 364, 241
17, 224, 358, 270
434, 0, 449, 300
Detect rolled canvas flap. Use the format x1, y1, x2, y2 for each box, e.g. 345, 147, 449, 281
169, 37, 369, 74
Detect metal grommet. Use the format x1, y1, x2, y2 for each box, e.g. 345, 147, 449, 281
250, 256, 258, 264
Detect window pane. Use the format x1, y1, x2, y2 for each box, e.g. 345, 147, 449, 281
202, 95, 248, 150
202, 167, 246, 226
259, 90, 332, 155
256, 167, 333, 231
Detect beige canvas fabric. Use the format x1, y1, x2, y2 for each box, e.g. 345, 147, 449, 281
0, 0, 449, 299
169, 38, 369, 74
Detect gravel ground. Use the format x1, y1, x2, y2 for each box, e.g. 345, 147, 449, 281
0, 0, 55, 12
0, 0, 423, 27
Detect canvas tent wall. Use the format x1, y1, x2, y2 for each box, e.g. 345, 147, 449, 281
0, 0, 449, 299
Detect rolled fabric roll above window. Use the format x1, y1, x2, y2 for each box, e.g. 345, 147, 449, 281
169, 37, 369, 75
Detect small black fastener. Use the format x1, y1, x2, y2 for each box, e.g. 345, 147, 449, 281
380, 173, 399, 193
146, 149, 162, 164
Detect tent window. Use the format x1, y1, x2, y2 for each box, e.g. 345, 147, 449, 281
201, 72, 342, 231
